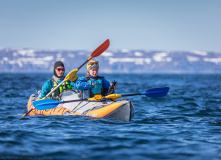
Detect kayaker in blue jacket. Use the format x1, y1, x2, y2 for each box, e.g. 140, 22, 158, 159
76, 60, 116, 98
38, 61, 76, 100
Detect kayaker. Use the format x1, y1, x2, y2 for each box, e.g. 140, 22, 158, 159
76, 60, 116, 98
37, 61, 76, 101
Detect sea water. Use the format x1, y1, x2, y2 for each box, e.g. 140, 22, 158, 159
0, 73, 221, 160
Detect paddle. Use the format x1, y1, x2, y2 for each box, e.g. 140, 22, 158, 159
21, 108, 34, 117
21, 39, 110, 117
45, 39, 110, 98
104, 87, 170, 99
33, 87, 169, 110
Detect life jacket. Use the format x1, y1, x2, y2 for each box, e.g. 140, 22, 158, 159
50, 77, 72, 101
82, 76, 104, 98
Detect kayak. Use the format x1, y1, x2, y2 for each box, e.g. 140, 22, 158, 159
27, 90, 135, 122
26, 87, 169, 121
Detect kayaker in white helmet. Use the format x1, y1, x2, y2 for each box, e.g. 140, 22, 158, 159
37, 61, 76, 101
75, 60, 117, 99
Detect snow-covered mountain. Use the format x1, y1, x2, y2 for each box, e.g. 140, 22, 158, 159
1, 48, 221, 74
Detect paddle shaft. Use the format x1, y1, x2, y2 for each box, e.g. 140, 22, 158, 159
62, 98, 87, 104
21, 107, 34, 117
105, 87, 169, 99
45, 80, 65, 98
25, 108, 33, 116
120, 93, 141, 97
61, 96, 104, 104
78, 59, 89, 70
120, 92, 164, 97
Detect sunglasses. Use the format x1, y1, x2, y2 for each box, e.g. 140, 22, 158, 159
88, 61, 99, 65
56, 68, 64, 71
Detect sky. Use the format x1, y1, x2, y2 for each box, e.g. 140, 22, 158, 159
0, 0, 221, 52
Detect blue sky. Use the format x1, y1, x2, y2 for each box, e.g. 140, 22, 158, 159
0, 0, 221, 51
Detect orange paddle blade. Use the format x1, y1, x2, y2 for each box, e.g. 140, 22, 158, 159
88, 39, 110, 60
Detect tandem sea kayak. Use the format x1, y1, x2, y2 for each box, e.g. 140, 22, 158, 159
27, 90, 135, 122
26, 87, 169, 121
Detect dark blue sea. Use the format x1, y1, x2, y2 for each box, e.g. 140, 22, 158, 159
1, 73, 221, 160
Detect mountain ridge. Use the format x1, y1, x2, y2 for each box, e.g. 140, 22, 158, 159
1, 48, 221, 74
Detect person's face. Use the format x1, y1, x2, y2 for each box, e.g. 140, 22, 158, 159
55, 66, 65, 77
89, 67, 99, 77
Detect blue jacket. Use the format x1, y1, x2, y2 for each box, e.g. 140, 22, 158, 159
38, 77, 76, 99
76, 75, 110, 95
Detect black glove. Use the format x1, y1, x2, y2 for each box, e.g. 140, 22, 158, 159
112, 80, 117, 86
107, 80, 117, 95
